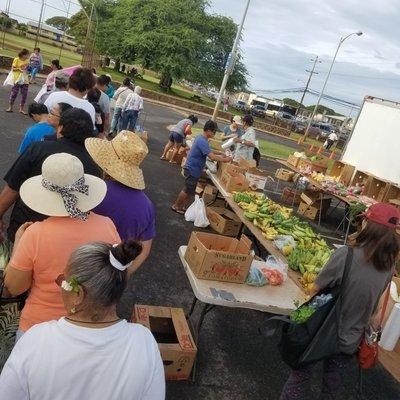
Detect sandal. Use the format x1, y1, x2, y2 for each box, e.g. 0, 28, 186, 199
5, 109, 13, 113
19, 111, 27, 115
171, 205, 185, 215
160, 156, 168, 161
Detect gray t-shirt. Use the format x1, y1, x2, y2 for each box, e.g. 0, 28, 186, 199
172, 118, 193, 136
316, 246, 392, 354
98, 91, 110, 115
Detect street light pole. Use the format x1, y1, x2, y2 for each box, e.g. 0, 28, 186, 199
212, 0, 251, 121
301, 31, 363, 142
33, 0, 46, 50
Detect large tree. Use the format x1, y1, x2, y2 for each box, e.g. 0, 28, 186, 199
45, 16, 70, 31
96, 0, 248, 91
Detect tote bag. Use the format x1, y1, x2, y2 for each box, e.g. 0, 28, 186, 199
261, 247, 353, 369
3, 71, 14, 86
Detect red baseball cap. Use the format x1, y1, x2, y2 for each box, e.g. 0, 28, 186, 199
363, 203, 400, 229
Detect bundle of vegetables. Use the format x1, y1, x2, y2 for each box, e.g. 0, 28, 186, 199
290, 303, 316, 323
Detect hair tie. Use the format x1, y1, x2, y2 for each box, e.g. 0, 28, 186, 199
109, 245, 130, 271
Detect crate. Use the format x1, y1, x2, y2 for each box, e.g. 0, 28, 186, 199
275, 168, 295, 182
297, 158, 327, 174
298, 199, 331, 220
364, 176, 388, 201
281, 187, 302, 204
328, 161, 355, 185
287, 154, 300, 167
382, 183, 400, 203
350, 170, 370, 188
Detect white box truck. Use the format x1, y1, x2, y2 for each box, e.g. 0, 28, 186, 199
342, 96, 400, 186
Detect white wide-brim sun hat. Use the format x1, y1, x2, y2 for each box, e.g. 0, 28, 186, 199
20, 153, 107, 217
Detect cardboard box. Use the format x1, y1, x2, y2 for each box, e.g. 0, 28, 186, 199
217, 162, 246, 179
184, 231, 253, 283
220, 170, 249, 193
298, 198, 331, 220
206, 206, 242, 237
245, 168, 270, 190
281, 187, 301, 204
297, 158, 327, 174
275, 168, 295, 182
238, 158, 257, 170
328, 161, 355, 185
287, 154, 300, 167
202, 185, 225, 207
133, 305, 197, 381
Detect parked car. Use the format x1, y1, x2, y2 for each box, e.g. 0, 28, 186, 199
251, 105, 266, 118
277, 111, 294, 121
234, 100, 247, 111
307, 122, 332, 139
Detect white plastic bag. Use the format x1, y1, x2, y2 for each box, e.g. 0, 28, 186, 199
184, 195, 200, 222
34, 83, 48, 103
15, 73, 25, 85
3, 71, 14, 86
194, 197, 209, 228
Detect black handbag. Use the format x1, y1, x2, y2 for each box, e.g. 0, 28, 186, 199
261, 247, 353, 369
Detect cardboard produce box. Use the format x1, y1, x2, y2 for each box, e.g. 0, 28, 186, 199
220, 170, 249, 193
238, 158, 257, 170
217, 162, 246, 179
298, 199, 331, 220
287, 154, 300, 167
297, 158, 327, 174
184, 231, 253, 283
246, 168, 270, 190
206, 206, 242, 237
202, 184, 225, 207
281, 187, 302, 204
275, 168, 295, 182
133, 305, 197, 381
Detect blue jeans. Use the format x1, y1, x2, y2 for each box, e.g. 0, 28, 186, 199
30, 66, 39, 80
110, 106, 123, 133
121, 109, 139, 132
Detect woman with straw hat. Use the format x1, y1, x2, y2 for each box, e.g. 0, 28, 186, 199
0, 240, 165, 400
2, 153, 120, 341
86, 131, 155, 274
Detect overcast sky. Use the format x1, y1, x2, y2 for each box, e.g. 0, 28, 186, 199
5, 0, 400, 114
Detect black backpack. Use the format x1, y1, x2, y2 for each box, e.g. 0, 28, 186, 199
261, 247, 353, 369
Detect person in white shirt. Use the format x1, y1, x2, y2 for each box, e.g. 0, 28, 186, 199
234, 114, 256, 162
95, 75, 111, 134
121, 85, 144, 131
324, 131, 338, 150
0, 240, 165, 400
44, 68, 96, 126
110, 77, 134, 135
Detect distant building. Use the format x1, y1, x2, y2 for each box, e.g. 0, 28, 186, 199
26, 21, 77, 49
0, 12, 18, 26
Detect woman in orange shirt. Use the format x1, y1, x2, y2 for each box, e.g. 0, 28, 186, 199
3, 153, 121, 340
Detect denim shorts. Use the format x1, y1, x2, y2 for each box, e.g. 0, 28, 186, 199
169, 131, 184, 144
182, 168, 198, 195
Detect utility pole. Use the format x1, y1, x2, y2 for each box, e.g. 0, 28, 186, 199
297, 56, 320, 114
212, 0, 251, 121
34, 0, 46, 50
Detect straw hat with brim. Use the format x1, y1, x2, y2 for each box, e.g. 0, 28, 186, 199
20, 153, 107, 218
85, 130, 148, 190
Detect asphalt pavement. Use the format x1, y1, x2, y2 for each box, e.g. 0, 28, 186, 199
0, 84, 399, 400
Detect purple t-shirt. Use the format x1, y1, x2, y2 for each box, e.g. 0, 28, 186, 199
93, 180, 155, 241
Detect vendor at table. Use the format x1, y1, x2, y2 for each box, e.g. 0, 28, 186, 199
171, 120, 232, 214
223, 115, 244, 139
234, 114, 256, 162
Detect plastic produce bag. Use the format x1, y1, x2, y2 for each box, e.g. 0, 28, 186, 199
246, 262, 268, 286
184, 195, 200, 222
260, 256, 288, 285
274, 235, 296, 256
3, 71, 14, 86
194, 197, 210, 228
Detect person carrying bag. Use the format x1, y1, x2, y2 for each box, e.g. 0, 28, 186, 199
263, 202, 400, 400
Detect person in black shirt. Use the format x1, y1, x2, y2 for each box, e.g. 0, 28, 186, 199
0, 108, 101, 242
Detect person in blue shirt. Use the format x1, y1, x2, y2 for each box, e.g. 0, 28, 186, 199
171, 120, 232, 214
18, 103, 55, 153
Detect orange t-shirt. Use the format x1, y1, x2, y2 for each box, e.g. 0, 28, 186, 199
9, 213, 121, 332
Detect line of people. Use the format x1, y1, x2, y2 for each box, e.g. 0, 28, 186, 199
1, 65, 162, 396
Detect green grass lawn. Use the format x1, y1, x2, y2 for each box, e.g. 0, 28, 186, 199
0, 32, 82, 67
191, 128, 295, 160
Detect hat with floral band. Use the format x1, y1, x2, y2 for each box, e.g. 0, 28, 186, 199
363, 202, 400, 229
20, 153, 107, 219
85, 130, 148, 190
